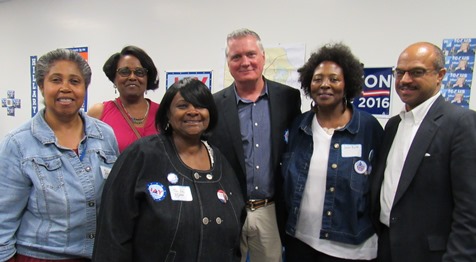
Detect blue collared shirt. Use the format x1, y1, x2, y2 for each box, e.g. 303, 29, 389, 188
235, 84, 273, 199
0, 109, 119, 260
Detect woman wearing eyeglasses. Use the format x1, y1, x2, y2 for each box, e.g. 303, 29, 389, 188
88, 46, 160, 152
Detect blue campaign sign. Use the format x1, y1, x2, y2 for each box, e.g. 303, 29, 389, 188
354, 68, 392, 116
165, 71, 212, 90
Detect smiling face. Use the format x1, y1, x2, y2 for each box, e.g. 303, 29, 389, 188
168, 92, 210, 139
310, 61, 346, 111
395, 43, 446, 111
226, 35, 265, 85
114, 55, 148, 99
40, 60, 85, 120
457, 59, 468, 69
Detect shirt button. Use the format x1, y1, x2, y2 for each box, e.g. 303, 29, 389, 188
88, 233, 95, 239
254, 122, 258, 126
331, 163, 337, 169
326, 211, 332, 216
325, 233, 329, 238
216, 217, 222, 224
255, 144, 259, 148
85, 166, 91, 172
88, 201, 95, 207
202, 217, 209, 225
334, 143, 340, 149
329, 187, 335, 192
255, 186, 259, 190
194, 173, 200, 179
256, 165, 260, 169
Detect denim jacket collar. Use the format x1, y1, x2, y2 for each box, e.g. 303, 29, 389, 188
299, 104, 361, 136
31, 109, 105, 145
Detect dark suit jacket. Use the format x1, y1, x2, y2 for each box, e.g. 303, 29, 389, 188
370, 96, 476, 262
208, 78, 301, 239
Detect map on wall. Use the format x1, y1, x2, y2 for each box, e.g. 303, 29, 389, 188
220, 43, 305, 89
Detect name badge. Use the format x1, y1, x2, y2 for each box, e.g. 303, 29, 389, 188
169, 185, 193, 201
100, 165, 112, 179
341, 144, 362, 158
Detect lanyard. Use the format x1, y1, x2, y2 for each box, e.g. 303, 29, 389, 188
79, 142, 87, 162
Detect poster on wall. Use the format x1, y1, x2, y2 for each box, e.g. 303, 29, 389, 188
441, 38, 475, 108
30, 47, 89, 117
165, 71, 212, 90
354, 67, 392, 116
1, 90, 21, 116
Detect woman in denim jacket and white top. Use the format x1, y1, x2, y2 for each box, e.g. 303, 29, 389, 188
282, 43, 383, 262
0, 49, 119, 262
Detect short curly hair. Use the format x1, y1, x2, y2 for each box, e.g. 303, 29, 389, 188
298, 43, 363, 103
36, 48, 91, 89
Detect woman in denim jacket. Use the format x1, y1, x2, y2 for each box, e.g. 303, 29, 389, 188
0, 49, 119, 262
282, 43, 383, 262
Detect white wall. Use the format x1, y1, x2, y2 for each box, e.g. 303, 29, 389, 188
1, 0, 475, 138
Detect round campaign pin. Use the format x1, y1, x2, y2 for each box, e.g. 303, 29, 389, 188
354, 160, 368, 175
167, 173, 179, 184
217, 189, 228, 204
147, 182, 167, 202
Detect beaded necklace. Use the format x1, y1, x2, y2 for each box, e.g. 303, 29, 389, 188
122, 100, 150, 125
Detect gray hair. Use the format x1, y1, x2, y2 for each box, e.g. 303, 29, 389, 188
225, 28, 264, 56
35, 48, 92, 88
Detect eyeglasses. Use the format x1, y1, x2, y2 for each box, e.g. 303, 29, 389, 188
116, 67, 148, 78
393, 68, 436, 79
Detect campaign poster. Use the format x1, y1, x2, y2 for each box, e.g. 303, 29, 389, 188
1, 90, 21, 116
442, 38, 475, 108
30, 47, 89, 117
354, 68, 392, 116
165, 71, 212, 90
30, 56, 38, 117
68, 47, 89, 112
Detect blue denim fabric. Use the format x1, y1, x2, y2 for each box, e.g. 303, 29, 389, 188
0, 109, 119, 260
282, 105, 383, 245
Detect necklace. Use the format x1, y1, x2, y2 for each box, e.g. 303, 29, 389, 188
202, 141, 215, 167
122, 100, 149, 125
316, 106, 348, 135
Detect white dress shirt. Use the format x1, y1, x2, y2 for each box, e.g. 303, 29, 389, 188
380, 93, 440, 226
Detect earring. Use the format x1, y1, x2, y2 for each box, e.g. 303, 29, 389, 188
165, 122, 170, 131
114, 85, 117, 94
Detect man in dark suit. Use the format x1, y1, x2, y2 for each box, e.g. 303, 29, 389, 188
209, 28, 301, 262
370, 42, 476, 261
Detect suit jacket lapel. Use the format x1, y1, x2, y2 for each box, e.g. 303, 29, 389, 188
393, 97, 444, 206
219, 84, 247, 173
268, 81, 282, 168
